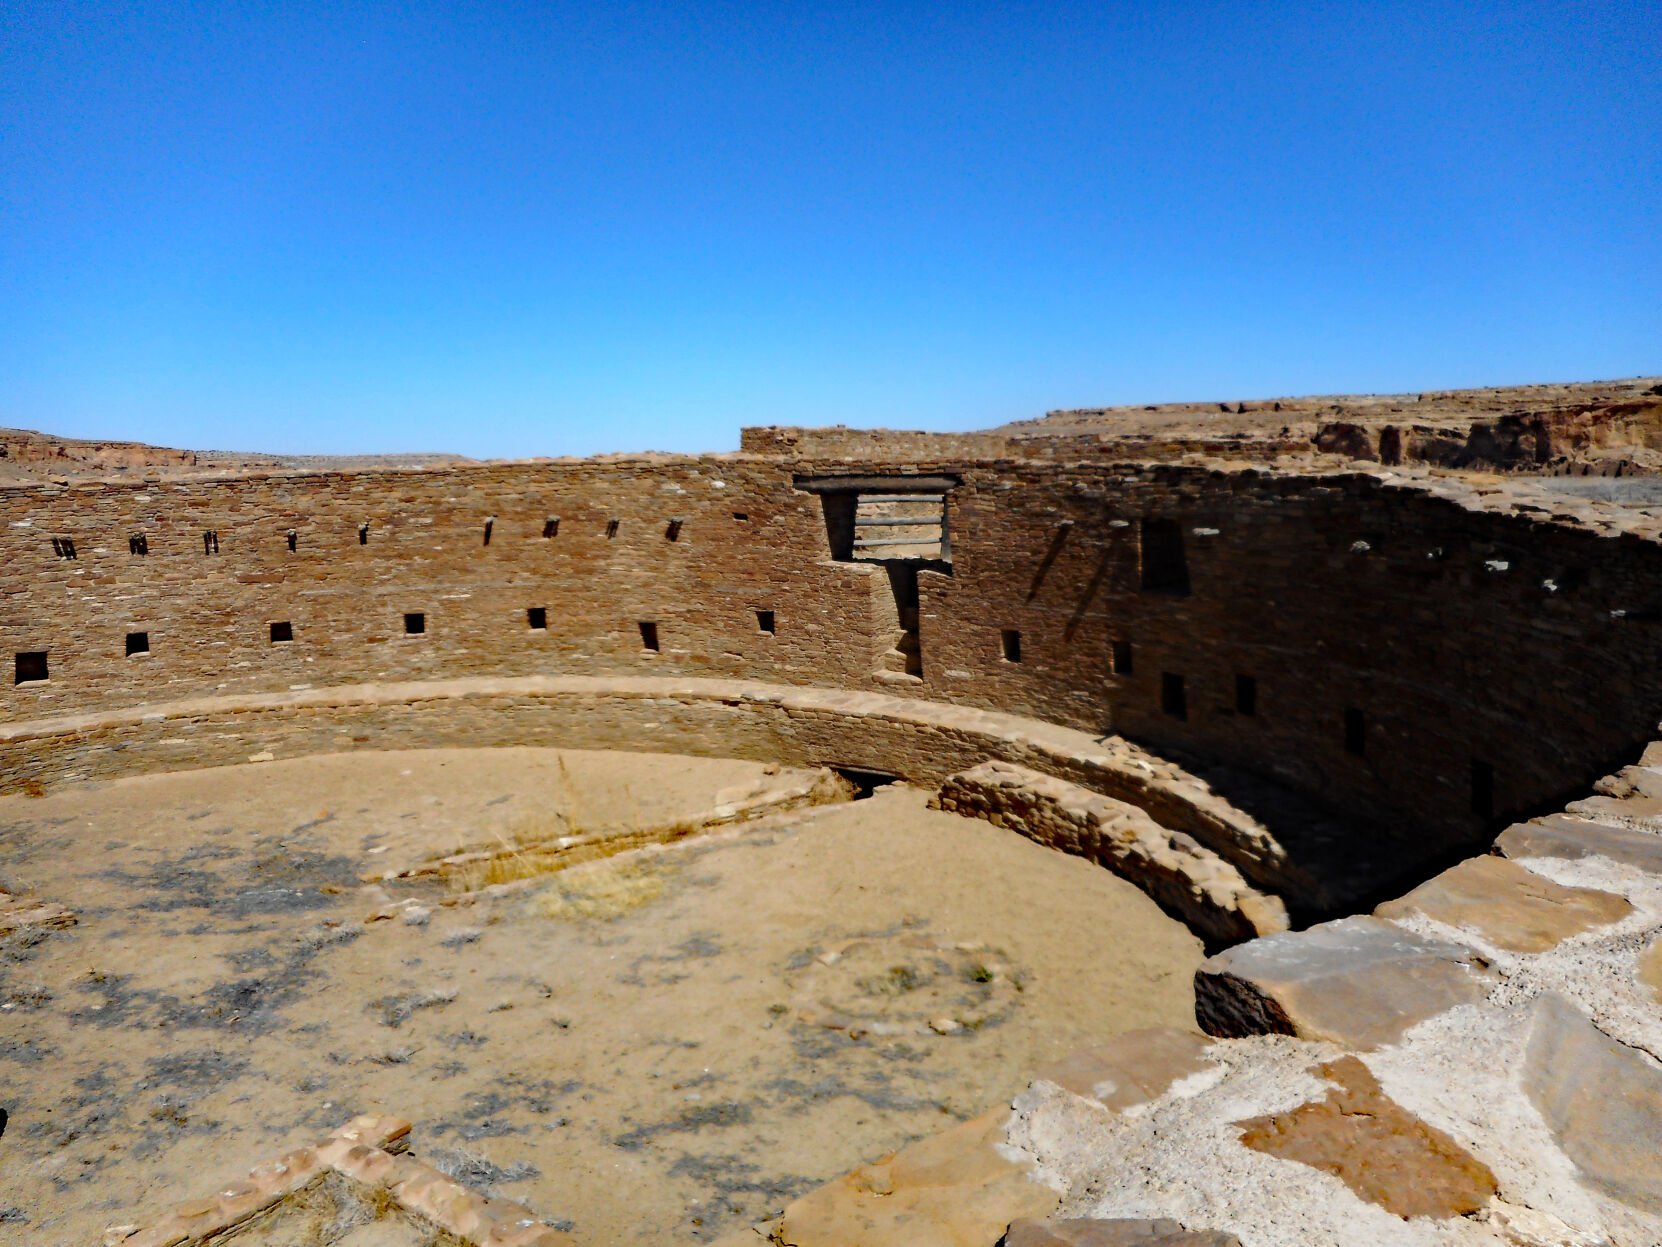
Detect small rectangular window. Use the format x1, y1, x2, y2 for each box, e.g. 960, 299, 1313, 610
287, 530, 298, 552
270, 621, 293, 644
51, 537, 77, 560
1001, 629, 1022, 663
1344, 707, 1366, 756
638, 620, 659, 652
1471, 760, 1495, 819
1111, 639, 1133, 675
756, 609, 775, 634
732, 512, 749, 522
1140, 519, 1190, 595
483, 517, 495, 546
14, 651, 48, 684
606, 519, 620, 539
358, 523, 370, 545
203, 530, 219, 554
129, 533, 148, 555
665, 519, 683, 541
1235, 674, 1257, 716
125, 631, 149, 657
527, 607, 548, 630
1161, 672, 1187, 720
542, 517, 560, 539
404, 612, 426, 635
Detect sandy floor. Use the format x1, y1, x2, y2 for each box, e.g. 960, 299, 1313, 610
0, 748, 1203, 1245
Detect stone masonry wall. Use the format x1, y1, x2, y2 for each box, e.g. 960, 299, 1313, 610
5, 454, 1662, 869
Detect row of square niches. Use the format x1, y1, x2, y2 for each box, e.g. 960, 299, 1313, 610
9, 610, 783, 684
49, 514, 720, 559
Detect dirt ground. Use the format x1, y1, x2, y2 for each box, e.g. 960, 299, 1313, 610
0, 747, 1203, 1245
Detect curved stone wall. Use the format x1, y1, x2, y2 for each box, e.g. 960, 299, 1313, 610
5, 454, 1662, 890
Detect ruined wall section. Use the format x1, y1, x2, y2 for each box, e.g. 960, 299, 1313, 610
0, 460, 896, 718
919, 464, 1662, 851
5, 454, 1662, 865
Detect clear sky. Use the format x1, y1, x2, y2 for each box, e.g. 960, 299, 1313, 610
2, 2, 1657, 458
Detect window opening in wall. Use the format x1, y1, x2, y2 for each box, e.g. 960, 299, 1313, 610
14, 651, 48, 684
1344, 707, 1366, 756
359, 523, 370, 545
287, 530, 298, 552
527, 607, 548, 630
638, 620, 659, 652
51, 537, 77, 560
756, 609, 775, 634
542, 517, 560, 539
203, 530, 219, 555
606, 519, 620, 539
1471, 760, 1495, 819
1140, 519, 1190, 595
125, 631, 149, 657
1161, 672, 1187, 719
1235, 674, 1257, 716
1001, 629, 1022, 663
1112, 639, 1133, 675
270, 621, 294, 644
483, 516, 495, 546
129, 533, 148, 555
732, 512, 749, 522
665, 519, 683, 541
404, 612, 426, 636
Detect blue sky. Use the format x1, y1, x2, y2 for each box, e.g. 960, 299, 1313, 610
2, 2, 1657, 457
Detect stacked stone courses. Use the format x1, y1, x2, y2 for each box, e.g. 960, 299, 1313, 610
6, 454, 1662, 887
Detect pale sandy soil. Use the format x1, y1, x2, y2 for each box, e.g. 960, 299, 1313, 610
0, 748, 1202, 1245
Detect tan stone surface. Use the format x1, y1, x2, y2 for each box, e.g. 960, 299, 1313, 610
1236, 1056, 1497, 1219
1523, 993, 1662, 1214
1005, 1217, 1241, 1246
1036, 1028, 1213, 1113
1194, 916, 1496, 1048
1494, 815, 1662, 877
751, 1108, 1058, 1247
1374, 855, 1632, 952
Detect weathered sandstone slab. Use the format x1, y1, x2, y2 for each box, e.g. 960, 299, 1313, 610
1036, 1028, 1214, 1113
1194, 916, 1495, 1047
1494, 814, 1662, 876
1523, 993, 1662, 1214
722, 1107, 1057, 1247
1640, 934, 1662, 1005
1374, 854, 1632, 952
932, 761, 1289, 944
1236, 1056, 1497, 1219
1005, 1217, 1242, 1246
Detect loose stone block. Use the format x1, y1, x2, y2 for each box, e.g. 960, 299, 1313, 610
1236, 1056, 1497, 1219
1523, 992, 1662, 1214
1494, 815, 1662, 877
1005, 1217, 1242, 1246
1194, 916, 1495, 1047
1374, 854, 1631, 952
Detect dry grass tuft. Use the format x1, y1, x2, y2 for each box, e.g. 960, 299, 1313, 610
534, 857, 669, 922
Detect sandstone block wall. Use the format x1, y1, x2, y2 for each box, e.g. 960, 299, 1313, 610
5, 454, 1661, 869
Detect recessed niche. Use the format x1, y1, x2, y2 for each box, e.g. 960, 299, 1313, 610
638, 621, 659, 652
404, 612, 426, 636
527, 607, 548, 631
1161, 672, 1187, 720
125, 631, 149, 657
1001, 629, 1022, 663
270, 621, 294, 644
1344, 707, 1366, 756
1111, 639, 1133, 675
1235, 673, 1257, 716
14, 651, 48, 685
756, 609, 776, 635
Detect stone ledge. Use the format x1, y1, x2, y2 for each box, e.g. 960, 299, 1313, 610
931, 761, 1288, 944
